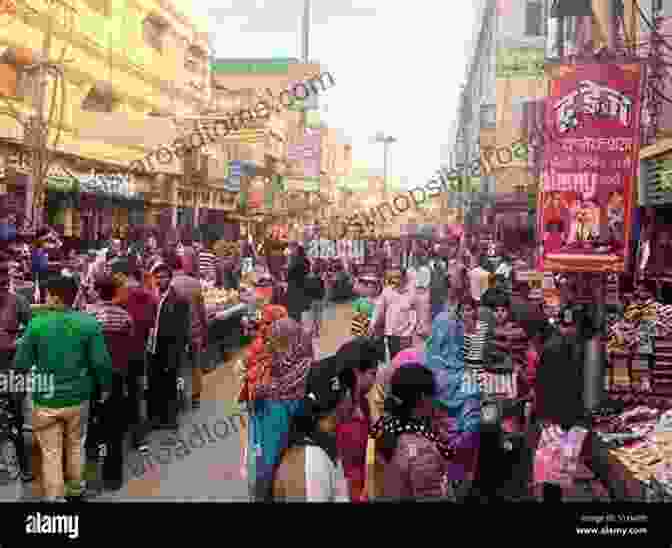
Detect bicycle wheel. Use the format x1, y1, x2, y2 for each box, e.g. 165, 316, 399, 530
0, 435, 20, 482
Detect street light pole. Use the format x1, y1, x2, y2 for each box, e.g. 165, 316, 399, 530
374, 132, 396, 201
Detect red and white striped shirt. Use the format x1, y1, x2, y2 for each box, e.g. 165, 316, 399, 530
86, 302, 133, 335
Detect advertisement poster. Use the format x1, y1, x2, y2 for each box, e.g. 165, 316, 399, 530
538, 62, 643, 273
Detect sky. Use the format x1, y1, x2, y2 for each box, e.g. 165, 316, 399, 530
188, 1, 476, 190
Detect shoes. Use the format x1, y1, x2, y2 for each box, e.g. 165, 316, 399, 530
65, 494, 86, 502
103, 480, 123, 492
20, 471, 34, 483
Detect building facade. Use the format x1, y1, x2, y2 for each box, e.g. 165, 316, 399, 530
451, 0, 548, 248
0, 0, 211, 243
209, 58, 344, 240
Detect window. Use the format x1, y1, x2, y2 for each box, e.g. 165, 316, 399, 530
81, 83, 116, 112
143, 16, 167, 52
15, 68, 36, 102
525, 2, 543, 36
185, 45, 205, 73
83, 0, 110, 17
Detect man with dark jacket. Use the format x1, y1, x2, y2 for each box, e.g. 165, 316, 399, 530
0, 254, 32, 482
109, 257, 157, 450
86, 273, 134, 491
171, 250, 208, 410
146, 261, 190, 432
287, 243, 309, 322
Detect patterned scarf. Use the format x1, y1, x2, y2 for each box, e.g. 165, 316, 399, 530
254, 317, 312, 400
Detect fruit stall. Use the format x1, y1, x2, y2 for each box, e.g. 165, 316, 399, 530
202, 283, 247, 366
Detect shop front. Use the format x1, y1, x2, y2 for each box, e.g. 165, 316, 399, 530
489, 191, 533, 255
637, 153, 672, 299
44, 172, 146, 249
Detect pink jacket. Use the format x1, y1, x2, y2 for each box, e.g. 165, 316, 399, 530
371, 286, 421, 338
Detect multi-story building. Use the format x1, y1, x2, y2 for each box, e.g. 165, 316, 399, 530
316, 125, 352, 236
0, 0, 211, 242
209, 58, 339, 239
451, 0, 548, 247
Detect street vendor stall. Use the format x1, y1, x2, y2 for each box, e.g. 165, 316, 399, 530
201, 283, 246, 362
593, 398, 672, 501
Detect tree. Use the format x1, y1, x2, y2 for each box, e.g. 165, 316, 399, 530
0, 0, 72, 228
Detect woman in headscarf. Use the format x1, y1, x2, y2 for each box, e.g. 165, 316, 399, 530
369, 335, 426, 425
235, 303, 286, 481
370, 365, 454, 500
272, 355, 350, 502
365, 336, 427, 500
331, 338, 384, 502
246, 317, 314, 501
424, 305, 481, 500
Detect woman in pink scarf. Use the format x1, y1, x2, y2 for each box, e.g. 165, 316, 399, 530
369, 336, 426, 424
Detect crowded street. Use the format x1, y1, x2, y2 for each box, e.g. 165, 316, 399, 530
2, 300, 351, 502
1, 4, 672, 538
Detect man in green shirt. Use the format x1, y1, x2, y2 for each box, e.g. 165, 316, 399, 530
14, 273, 112, 502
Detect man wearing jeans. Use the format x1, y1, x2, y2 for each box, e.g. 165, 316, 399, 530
14, 273, 112, 502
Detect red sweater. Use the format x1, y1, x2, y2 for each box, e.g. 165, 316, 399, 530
117, 286, 158, 355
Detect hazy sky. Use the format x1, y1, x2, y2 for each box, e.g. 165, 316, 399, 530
190, 1, 475, 189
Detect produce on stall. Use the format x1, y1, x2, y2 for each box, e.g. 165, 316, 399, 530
203, 286, 239, 317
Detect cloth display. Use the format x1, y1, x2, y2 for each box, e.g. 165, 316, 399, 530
533, 424, 589, 488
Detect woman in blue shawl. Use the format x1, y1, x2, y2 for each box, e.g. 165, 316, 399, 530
425, 309, 481, 495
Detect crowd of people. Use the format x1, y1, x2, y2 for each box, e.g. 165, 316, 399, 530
0, 224, 251, 501
237, 232, 648, 502
2, 220, 670, 502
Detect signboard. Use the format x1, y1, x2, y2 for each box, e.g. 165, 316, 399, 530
496, 47, 544, 79
538, 63, 643, 273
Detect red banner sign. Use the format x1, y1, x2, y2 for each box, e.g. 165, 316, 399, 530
538, 62, 643, 273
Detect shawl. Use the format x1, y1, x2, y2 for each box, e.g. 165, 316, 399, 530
425, 313, 480, 436
255, 318, 313, 400
239, 304, 289, 402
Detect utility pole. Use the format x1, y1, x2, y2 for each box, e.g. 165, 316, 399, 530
373, 132, 396, 201
24, 0, 71, 229
301, 0, 312, 227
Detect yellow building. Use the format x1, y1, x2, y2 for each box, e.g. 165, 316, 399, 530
0, 0, 210, 238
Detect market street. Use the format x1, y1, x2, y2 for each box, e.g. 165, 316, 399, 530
0, 301, 353, 502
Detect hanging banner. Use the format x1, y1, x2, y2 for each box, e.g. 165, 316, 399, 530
538, 62, 643, 273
